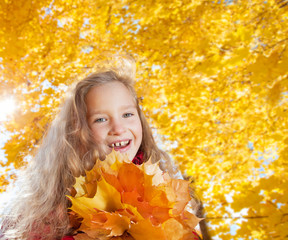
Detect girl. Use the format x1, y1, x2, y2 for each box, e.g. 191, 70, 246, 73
0, 59, 204, 239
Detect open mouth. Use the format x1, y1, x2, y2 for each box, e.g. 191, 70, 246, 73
109, 140, 131, 150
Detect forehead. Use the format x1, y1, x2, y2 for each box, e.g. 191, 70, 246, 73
85, 81, 136, 109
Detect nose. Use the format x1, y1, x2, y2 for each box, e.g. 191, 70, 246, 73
108, 118, 126, 136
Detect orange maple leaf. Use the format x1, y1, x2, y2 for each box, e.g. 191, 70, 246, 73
68, 150, 202, 239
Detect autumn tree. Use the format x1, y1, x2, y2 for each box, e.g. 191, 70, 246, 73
0, 0, 287, 239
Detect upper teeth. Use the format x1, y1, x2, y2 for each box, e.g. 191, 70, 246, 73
111, 141, 129, 147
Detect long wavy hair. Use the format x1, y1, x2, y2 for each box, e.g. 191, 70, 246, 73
0, 63, 185, 239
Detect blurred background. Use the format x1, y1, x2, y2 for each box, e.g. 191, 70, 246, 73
0, 0, 287, 239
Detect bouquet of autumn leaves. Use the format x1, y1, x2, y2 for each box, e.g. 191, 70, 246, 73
67, 150, 202, 240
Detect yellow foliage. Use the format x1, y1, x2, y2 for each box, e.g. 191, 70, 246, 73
1, 0, 288, 239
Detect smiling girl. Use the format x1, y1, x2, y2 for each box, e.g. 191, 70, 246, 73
85, 80, 142, 161
0, 59, 203, 239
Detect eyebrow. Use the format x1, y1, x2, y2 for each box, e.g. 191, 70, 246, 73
87, 104, 137, 117
120, 104, 137, 110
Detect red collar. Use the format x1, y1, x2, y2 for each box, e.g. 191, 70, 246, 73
132, 151, 144, 165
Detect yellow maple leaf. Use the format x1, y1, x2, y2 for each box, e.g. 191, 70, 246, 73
68, 151, 201, 239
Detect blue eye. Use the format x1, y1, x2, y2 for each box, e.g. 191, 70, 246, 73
94, 118, 107, 123
123, 113, 133, 118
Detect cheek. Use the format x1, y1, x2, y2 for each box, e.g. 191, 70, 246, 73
91, 127, 106, 143
135, 121, 143, 142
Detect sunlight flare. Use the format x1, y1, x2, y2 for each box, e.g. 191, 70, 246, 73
0, 97, 16, 121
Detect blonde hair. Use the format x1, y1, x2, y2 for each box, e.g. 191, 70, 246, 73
0, 64, 179, 239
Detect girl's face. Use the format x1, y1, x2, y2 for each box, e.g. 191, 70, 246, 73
86, 81, 143, 160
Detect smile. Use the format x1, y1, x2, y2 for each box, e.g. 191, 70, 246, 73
108, 140, 131, 150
